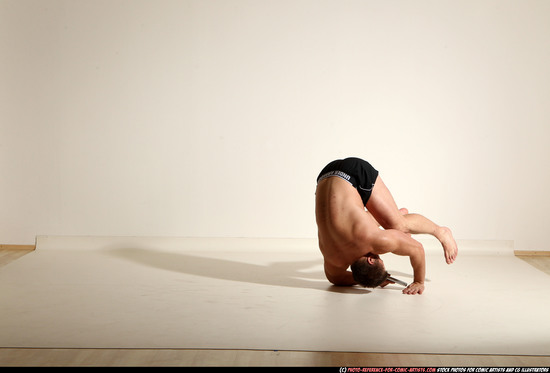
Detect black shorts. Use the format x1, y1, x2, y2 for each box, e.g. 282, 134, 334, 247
317, 157, 379, 205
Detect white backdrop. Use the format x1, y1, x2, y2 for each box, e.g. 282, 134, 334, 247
2, 0, 550, 250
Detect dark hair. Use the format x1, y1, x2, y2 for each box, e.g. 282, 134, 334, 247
350, 257, 390, 288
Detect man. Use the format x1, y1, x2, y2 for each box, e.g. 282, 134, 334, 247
315, 157, 458, 295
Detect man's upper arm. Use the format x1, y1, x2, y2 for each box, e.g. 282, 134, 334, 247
371, 229, 423, 257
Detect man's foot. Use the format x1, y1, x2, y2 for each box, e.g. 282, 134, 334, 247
438, 226, 458, 264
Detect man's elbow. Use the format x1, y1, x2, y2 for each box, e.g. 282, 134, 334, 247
326, 272, 356, 286
415, 241, 425, 255
409, 242, 426, 264
332, 276, 357, 287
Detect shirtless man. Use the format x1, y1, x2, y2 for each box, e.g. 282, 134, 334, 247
315, 157, 458, 295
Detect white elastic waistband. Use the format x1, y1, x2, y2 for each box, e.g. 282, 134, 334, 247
317, 170, 352, 184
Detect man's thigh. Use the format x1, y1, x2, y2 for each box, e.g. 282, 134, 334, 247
365, 176, 406, 231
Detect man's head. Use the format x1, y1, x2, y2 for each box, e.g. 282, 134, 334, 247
350, 252, 390, 288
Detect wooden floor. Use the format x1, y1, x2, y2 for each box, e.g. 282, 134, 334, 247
1, 247, 549, 367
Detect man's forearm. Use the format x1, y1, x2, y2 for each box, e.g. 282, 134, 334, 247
410, 245, 426, 284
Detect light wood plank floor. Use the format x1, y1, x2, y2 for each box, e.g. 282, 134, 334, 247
1, 248, 549, 367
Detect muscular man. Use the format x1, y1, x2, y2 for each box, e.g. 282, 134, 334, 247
315, 157, 458, 295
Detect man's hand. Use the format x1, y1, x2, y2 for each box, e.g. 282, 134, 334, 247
403, 282, 424, 295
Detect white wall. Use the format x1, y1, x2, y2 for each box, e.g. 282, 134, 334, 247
2, 0, 550, 250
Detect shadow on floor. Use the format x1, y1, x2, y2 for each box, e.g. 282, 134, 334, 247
108, 248, 374, 294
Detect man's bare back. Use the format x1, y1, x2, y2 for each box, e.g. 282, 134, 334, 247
315, 158, 458, 295
315, 177, 377, 284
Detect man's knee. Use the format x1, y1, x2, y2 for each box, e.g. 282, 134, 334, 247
384, 217, 409, 233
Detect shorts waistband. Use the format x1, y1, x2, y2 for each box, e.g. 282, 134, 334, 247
317, 170, 353, 184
